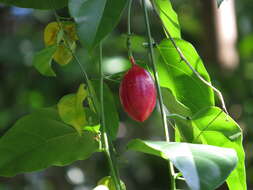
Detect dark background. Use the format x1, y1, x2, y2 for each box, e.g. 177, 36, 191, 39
0, 0, 252, 189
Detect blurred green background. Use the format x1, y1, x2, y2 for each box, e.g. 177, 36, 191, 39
0, 0, 252, 189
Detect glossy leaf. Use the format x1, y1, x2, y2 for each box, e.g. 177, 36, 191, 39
192, 107, 246, 190
162, 89, 246, 190
92, 81, 119, 140
0, 108, 99, 177
157, 39, 215, 114
57, 84, 88, 134
33, 45, 57, 77
69, 0, 127, 50
93, 185, 109, 190
0, 0, 67, 9
128, 139, 237, 190
153, 0, 181, 38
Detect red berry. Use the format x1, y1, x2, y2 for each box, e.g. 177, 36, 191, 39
119, 58, 157, 122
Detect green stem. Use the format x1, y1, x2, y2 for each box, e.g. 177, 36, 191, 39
127, 0, 133, 58
54, 10, 122, 189
99, 43, 122, 190
167, 114, 190, 121
141, 0, 169, 142
53, 12, 97, 110
141, 1, 176, 190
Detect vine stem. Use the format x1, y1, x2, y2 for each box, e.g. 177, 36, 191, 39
151, 1, 228, 116
127, 0, 133, 58
99, 43, 122, 190
53, 10, 122, 190
53, 12, 98, 111
141, 1, 176, 190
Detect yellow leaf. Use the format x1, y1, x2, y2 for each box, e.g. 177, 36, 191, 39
43, 21, 78, 66
44, 22, 59, 46
44, 21, 78, 46
64, 23, 79, 41
53, 42, 76, 66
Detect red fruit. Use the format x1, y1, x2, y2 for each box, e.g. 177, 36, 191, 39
119, 57, 157, 122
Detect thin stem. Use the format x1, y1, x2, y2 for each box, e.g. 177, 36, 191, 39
167, 114, 190, 121
53, 12, 98, 112
99, 44, 122, 190
53, 10, 122, 189
141, 1, 176, 190
141, 0, 170, 142
127, 0, 133, 58
151, 1, 228, 115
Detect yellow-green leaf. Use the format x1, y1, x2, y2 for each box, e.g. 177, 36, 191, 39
54, 42, 76, 66
57, 84, 88, 134
33, 45, 57, 77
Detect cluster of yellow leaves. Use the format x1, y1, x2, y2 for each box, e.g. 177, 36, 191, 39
44, 22, 78, 66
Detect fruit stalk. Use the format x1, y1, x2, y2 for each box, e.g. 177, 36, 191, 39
127, 0, 133, 58
141, 0, 176, 189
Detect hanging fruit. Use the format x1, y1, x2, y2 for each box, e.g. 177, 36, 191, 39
119, 57, 157, 122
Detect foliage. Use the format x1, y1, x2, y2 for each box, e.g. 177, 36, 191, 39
0, 0, 67, 9
128, 139, 237, 190
0, 108, 100, 177
68, 0, 127, 50
0, 0, 247, 189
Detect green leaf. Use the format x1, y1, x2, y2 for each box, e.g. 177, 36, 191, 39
33, 45, 57, 77
68, 0, 127, 50
192, 107, 246, 190
0, 108, 99, 177
153, 0, 181, 38
93, 185, 109, 190
162, 88, 191, 117
157, 39, 215, 114
92, 81, 119, 140
0, 0, 68, 9
128, 139, 238, 190
162, 87, 199, 143
83, 125, 100, 134
162, 91, 246, 190
84, 108, 100, 126
57, 84, 88, 134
